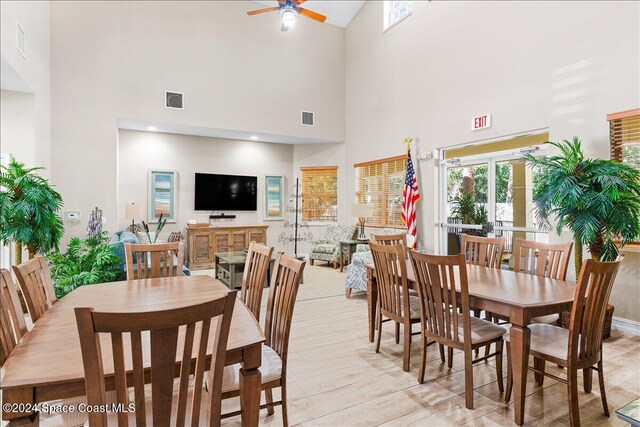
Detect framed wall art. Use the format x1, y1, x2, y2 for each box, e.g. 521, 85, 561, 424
148, 170, 177, 223
264, 175, 284, 221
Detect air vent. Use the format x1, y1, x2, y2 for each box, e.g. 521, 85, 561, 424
301, 111, 314, 126
16, 23, 25, 57
165, 91, 184, 109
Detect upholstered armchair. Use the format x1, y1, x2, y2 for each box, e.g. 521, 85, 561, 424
309, 224, 357, 268
344, 228, 405, 298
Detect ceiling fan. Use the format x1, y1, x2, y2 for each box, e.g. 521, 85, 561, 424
247, 0, 327, 31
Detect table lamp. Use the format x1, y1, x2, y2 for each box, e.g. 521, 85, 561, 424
125, 203, 142, 231
352, 203, 374, 239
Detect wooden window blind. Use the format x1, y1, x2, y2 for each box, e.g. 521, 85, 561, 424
301, 166, 338, 222
608, 108, 640, 170
354, 155, 407, 228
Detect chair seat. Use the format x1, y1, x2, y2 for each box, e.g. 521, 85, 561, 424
531, 313, 560, 325
461, 314, 507, 344
311, 244, 337, 254
222, 344, 282, 393
505, 323, 569, 361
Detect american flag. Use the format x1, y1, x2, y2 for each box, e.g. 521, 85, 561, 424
401, 148, 420, 246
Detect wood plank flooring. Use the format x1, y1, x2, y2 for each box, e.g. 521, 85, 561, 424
220, 292, 640, 426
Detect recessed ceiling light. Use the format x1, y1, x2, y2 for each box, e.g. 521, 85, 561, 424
147, 126, 157, 131
250, 135, 259, 140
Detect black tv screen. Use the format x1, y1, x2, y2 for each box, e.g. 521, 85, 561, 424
194, 173, 258, 211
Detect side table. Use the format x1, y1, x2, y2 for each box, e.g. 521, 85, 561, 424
339, 239, 369, 272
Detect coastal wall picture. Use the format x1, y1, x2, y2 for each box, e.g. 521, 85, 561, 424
264, 175, 284, 220
148, 170, 177, 223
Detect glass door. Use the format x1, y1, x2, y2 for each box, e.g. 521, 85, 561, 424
442, 160, 492, 255
440, 148, 549, 266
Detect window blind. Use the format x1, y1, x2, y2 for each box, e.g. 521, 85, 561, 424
301, 166, 338, 222
608, 109, 640, 170
354, 155, 407, 228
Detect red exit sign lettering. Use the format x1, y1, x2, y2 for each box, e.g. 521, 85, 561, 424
471, 114, 492, 131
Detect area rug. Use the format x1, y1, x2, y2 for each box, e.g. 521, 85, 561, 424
190, 263, 346, 301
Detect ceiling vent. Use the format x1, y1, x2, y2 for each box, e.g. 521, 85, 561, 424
165, 91, 184, 109
16, 23, 25, 57
301, 111, 315, 126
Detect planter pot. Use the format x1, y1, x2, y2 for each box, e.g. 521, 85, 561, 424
560, 304, 614, 340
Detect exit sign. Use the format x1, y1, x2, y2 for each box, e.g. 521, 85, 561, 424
472, 114, 492, 131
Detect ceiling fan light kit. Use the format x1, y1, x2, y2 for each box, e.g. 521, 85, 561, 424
247, 0, 327, 32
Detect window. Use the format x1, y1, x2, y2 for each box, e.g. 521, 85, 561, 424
608, 109, 640, 170
355, 155, 407, 228
383, 1, 412, 31
301, 166, 338, 222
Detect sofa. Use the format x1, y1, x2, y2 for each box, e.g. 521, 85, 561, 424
344, 228, 407, 297
308, 224, 358, 268
108, 230, 190, 277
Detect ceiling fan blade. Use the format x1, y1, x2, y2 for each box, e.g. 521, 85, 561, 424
247, 7, 280, 16
294, 0, 308, 5
298, 7, 327, 23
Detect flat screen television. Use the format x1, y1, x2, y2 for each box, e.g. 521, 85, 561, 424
194, 173, 258, 211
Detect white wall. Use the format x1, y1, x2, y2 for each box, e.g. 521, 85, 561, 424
345, 1, 640, 320
0, 90, 36, 165
0, 0, 51, 173
51, 1, 345, 242
118, 130, 294, 252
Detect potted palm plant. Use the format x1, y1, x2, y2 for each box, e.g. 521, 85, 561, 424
0, 158, 64, 263
524, 138, 640, 336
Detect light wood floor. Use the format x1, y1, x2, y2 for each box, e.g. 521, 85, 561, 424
221, 292, 640, 427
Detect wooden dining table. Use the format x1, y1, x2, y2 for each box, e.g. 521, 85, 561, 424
366, 260, 576, 426
0, 275, 265, 427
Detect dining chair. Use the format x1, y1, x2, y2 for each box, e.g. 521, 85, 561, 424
75, 292, 236, 426
505, 257, 623, 427
513, 238, 574, 324
371, 233, 409, 258
12, 255, 57, 323
369, 241, 423, 372
1, 268, 28, 366
409, 251, 506, 409
460, 234, 505, 268
220, 253, 306, 426
240, 242, 274, 320
124, 241, 185, 280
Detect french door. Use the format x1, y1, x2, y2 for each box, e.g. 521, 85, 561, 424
439, 147, 549, 258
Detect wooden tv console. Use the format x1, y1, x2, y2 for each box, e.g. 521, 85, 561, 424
185, 224, 268, 270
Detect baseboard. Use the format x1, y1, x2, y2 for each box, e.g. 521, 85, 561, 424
612, 316, 640, 336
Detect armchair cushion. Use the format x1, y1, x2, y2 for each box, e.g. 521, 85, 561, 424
344, 250, 373, 292
313, 244, 338, 255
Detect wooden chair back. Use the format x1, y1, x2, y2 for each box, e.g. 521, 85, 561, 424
75, 292, 237, 427
240, 242, 274, 319
124, 242, 185, 280
264, 253, 305, 368
1, 269, 28, 366
460, 235, 504, 269
513, 239, 573, 280
568, 257, 622, 366
12, 255, 57, 323
369, 241, 409, 322
409, 252, 471, 346
371, 233, 408, 258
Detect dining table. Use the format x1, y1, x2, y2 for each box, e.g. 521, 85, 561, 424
0, 275, 265, 427
366, 259, 576, 426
